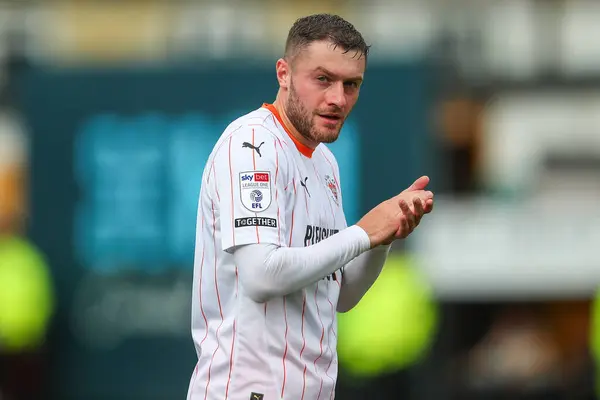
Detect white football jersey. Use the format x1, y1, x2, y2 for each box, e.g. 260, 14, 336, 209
187, 103, 348, 400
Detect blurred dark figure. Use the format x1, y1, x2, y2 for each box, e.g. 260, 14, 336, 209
436, 93, 484, 195
0, 111, 54, 400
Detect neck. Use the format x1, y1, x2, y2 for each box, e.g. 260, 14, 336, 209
273, 93, 318, 150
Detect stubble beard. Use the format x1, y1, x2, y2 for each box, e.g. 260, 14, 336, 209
286, 80, 342, 145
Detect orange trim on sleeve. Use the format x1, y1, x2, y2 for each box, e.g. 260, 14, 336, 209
262, 103, 314, 158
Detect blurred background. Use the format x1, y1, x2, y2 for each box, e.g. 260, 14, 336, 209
1, 0, 600, 399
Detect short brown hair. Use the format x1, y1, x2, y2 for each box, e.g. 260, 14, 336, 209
284, 14, 370, 64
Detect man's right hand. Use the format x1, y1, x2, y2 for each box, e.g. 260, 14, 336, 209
356, 181, 434, 248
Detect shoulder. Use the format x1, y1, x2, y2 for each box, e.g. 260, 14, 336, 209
210, 108, 293, 175
217, 108, 288, 153
316, 144, 340, 172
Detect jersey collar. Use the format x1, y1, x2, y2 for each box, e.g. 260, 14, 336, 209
262, 103, 314, 158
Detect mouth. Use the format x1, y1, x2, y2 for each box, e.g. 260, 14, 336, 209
318, 114, 342, 123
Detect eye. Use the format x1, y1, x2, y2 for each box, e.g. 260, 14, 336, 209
316, 76, 329, 83
344, 81, 359, 89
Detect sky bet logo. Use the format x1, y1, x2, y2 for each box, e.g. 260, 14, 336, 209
241, 172, 270, 182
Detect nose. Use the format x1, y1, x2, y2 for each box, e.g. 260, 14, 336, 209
325, 82, 347, 110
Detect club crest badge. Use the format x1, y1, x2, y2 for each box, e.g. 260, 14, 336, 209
239, 171, 272, 212
324, 174, 339, 205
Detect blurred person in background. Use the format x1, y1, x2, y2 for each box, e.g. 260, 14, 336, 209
0, 109, 54, 400
186, 14, 433, 400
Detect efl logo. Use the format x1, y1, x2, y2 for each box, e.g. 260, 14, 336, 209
254, 173, 269, 182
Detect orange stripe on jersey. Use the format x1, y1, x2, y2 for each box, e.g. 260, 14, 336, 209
225, 267, 239, 399
288, 179, 296, 246
212, 203, 224, 320
301, 367, 308, 400
313, 282, 326, 397
228, 137, 236, 247
204, 200, 225, 400
205, 320, 225, 400
262, 103, 314, 158
299, 293, 308, 400
324, 294, 337, 398
187, 363, 199, 400
212, 161, 220, 201
316, 377, 324, 400
206, 161, 215, 184
251, 129, 260, 243
282, 179, 294, 398
274, 139, 281, 245
281, 297, 289, 398
225, 320, 236, 399
198, 212, 209, 347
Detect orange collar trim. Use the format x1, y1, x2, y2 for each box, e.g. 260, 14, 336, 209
262, 103, 314, 158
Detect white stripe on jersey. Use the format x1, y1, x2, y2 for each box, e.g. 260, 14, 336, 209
187, 104, 348, 400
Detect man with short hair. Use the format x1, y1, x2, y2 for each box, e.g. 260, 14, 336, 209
187, 13, 434, 400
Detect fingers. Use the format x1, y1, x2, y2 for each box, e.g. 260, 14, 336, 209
414, 191, 434, 209
398, 199, 411, 218
363, 190, 433, 247
413, 197, 424, 216
413, 197, 424, 227
389, 187, 435, 244
397, 212, 410, 239
397, 192, 433, 215
424, 198, 434, 213
402, 175, 430, 193
397, 189, 433, 202
399, 200, 417, 231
